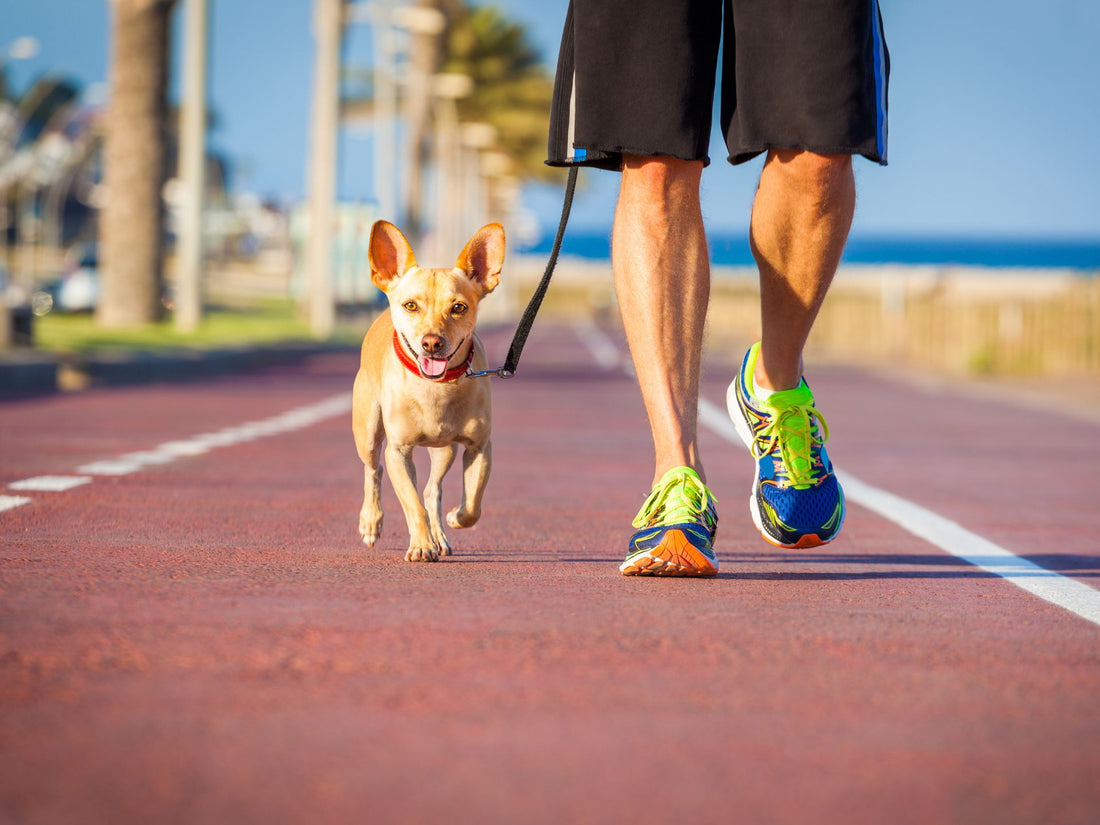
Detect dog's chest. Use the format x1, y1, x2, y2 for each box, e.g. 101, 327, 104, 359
383, 389, 487, 448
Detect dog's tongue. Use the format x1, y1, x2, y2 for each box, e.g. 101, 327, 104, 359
419, 356, 449, 378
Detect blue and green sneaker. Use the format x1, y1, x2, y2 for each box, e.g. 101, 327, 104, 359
621, 466, 719, 577
726, 342, 844, 548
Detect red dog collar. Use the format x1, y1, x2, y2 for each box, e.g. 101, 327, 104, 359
392, 331, 473, 381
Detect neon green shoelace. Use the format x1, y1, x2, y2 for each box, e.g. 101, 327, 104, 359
632, 468, 716, 530
751, 402, 830, 490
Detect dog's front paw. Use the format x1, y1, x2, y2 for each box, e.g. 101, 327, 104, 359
446, 506, 480, 529
360, 524, 381, 547
359, 510, 382, 547
432, 530, 453, 557
405, 544, 441, 563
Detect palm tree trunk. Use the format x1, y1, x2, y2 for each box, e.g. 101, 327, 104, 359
98, 0, 174, 328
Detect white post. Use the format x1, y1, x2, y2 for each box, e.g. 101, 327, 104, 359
371, 0, 397, 222
430, 73, 471, 263
176, 0, 207, 332
306, 0, 343, 338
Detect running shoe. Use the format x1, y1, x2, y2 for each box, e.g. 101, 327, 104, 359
621, 466, 719, 577
726, 342, 844, 548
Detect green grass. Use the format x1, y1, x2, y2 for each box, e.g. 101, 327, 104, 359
33, 299, 361, 354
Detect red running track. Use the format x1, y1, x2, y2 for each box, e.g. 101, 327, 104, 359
2, 322, 1099, 825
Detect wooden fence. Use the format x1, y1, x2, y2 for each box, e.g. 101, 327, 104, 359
511, 257, 1100, 379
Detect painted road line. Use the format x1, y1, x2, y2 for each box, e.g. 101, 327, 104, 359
71, 393, 353, 477
9, 476, 93, 492
699, 396, 1100, 629
838, 472, 1100, 627
118, 450, 178, 467
76, 459, 147, 476
155, 440, 211, 458
6, 393, 354, 515
572, 320, 633, 373
574, 322, 1100, 628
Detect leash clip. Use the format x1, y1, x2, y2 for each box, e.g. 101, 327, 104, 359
464, 167, 576, 382
465, 365, 515, 380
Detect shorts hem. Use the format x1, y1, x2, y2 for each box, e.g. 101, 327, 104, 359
547, 145, 712, 171
727, 143, 888, 167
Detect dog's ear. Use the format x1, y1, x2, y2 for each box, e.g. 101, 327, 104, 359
455, 223, 505, 295
369, 221, 418, 291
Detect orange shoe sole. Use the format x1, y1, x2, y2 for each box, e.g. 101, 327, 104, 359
620, 528, 718, 577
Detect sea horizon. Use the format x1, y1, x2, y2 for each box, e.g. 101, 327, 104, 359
517, 231, 1100, 271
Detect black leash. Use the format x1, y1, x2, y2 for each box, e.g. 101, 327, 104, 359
466, 165, 579, 379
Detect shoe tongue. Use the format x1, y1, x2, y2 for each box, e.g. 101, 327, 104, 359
419, 355, 449, 378
659, 466, 701, 486
765, 382, 813, 410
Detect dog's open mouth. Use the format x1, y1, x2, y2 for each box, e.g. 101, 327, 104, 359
418, 355, 450, 379
399, 332, 466, 380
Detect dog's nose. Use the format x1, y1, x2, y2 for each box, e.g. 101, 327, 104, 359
421, 334, 445, 355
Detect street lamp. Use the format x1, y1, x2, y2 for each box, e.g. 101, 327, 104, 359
431, 71, 471, 263
345, 2, 446, 226
461, 122, 496, 216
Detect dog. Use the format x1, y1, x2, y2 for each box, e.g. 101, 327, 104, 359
352, 220, 504, 562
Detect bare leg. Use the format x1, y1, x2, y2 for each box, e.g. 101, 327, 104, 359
749, 150, 855, 391
612, 155, 710, 488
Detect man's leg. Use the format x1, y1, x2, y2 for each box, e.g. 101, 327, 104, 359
612, 154, 710, 488
749, 150, 855, 391
614, 154, 719, 577
725, 148, 852, 549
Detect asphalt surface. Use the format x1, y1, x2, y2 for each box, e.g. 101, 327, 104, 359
2, 321, 1099, 824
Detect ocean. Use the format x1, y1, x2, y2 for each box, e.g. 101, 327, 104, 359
517, 232, 1100, 270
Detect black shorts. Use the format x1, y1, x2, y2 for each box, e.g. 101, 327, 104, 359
547, 0, 890, 170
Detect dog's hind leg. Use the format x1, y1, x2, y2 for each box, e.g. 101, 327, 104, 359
447, 440, 491, 530
426, 445, 457, 556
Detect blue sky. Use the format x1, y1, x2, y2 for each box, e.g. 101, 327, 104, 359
4, 0, 1099, 240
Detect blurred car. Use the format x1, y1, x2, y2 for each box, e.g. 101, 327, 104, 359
32, 244, 181, 316
33, 243, 99, 315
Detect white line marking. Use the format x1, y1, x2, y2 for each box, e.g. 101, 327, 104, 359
155, 440, 210, 458
5, 393, 353, 512
0, 495, 32, 513
572, 323, 1100, 628
839, 472, 1100, 626
699, 394, 1100, 628
572, 321, 635, 376
76, 459, 145, 476
9, 475, 93, 492
119, 450, 177, 466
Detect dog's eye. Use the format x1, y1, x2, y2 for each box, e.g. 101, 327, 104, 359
402, 301, 419, 313
451, 302, 468, 315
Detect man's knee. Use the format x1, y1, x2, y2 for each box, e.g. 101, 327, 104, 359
621, 154, 704, 197
767, 150, 853, 198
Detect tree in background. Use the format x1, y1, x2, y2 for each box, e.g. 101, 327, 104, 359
97, 0, 175, 328
90, 0, 553, 327
399, 0, 553, 243
444, 3, 554, 184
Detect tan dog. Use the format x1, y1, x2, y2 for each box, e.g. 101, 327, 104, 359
352, 220, 504, 562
